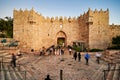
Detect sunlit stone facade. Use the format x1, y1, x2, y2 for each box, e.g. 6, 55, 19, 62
13, 8, 120, 50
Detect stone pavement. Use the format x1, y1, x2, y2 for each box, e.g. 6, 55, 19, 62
18, 52, 107, 80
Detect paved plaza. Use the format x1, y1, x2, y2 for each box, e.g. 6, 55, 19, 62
1, 49, 120, 80
18, 51, 107, 80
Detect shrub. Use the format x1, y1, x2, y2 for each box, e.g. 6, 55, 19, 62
89, 48, 103, 52
107, 36, 120, 50
112, 36, 120, 46
107, 46, 120, 50
67, 45, 73, 49
73, 46, 82, 52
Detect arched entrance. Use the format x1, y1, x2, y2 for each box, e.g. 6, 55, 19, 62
56, 31, 67, 46
57, 37, 65, 46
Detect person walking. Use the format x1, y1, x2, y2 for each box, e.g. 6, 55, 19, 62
73, 51, 77, 61
96, 52, 101, 64
39, 48, 42, 56
11, 53, 17, 67
78, 52, 81, 62
84, 52, 90, 65
69, 48, 72, 55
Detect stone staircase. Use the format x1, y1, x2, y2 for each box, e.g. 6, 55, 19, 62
104, 63, 120, 80
0, 50, 36, 80
91, 64, 107, 80
102, 50, 120, 80
0, 62, 26, 80
0, 50, 11, 63
112, 64, 120, 80
103, 50, 120, 64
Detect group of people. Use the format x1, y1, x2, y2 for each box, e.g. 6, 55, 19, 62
54, 48, 64, 55
84, 52, 102, 65
73, 51, 101, 65
73, 51, 90, 65
9, 47, 101, 80
39, 46, 65, 56
73, 51, 81, 62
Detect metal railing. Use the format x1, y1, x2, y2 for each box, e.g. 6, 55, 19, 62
103, 69, 120, 80
0, 57, 27, 80
103, 63, 120, 80
0, 69, 27, 80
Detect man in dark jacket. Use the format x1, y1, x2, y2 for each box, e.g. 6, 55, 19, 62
78, 52, 81, 62
73, 51, 77, 61
11, 53, 17, 67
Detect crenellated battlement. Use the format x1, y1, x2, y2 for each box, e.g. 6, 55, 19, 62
14, 8, 109, 24
87, 8, 109, 14
14, 8, 42, 15
14, 8, 78, 23
78, 8, 109, 19
110, 24, 120, 29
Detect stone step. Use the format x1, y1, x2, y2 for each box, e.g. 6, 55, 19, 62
8, 66, 20, 80
94, 65, 107, 80
20, 66, 31, 80
30, 57, 41, 65
103, 58, 111, 62
0, 62, 5, 80
106, 65, 115, 80
0, 52, 10, 61
91, 64, 106, 80
3, 64, 12, 80
0, 50, 6, 53
2, 55, 24, 65
2, 57, 11, 61
4, 55, 11, 58
0, 52, 9, 57
17, 56, 26, 62
112, 54, 120, 58
20, 66, 36, 80
13, 67, 24, 80
112, 64, 120, 80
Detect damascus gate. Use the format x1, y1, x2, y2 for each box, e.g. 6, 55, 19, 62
13, 8, 120, 50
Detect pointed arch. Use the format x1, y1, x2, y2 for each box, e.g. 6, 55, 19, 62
56, 31, 67, 46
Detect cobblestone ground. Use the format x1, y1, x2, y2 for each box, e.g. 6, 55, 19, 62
19, 52, 107, 80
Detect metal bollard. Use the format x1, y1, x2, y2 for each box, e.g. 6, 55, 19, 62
103, 70, 106, 80
60, 70, 63, 80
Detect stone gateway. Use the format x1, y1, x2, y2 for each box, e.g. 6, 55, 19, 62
13, 8, 120, 50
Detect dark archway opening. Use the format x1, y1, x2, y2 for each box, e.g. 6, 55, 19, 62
57, 37, 65, 46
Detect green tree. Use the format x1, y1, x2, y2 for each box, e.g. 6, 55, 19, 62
0, 17, 13, 38
112, 36, 120, 46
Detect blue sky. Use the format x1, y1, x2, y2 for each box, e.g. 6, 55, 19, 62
0, 0, 120, 25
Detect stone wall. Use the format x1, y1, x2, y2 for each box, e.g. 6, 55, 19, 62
109, 25, 120, 41
13, 8, 81, 50
13, 8, 120, 50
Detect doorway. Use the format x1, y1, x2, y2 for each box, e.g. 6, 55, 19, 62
56, 31, 67, 47
57, 37, 65, 46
